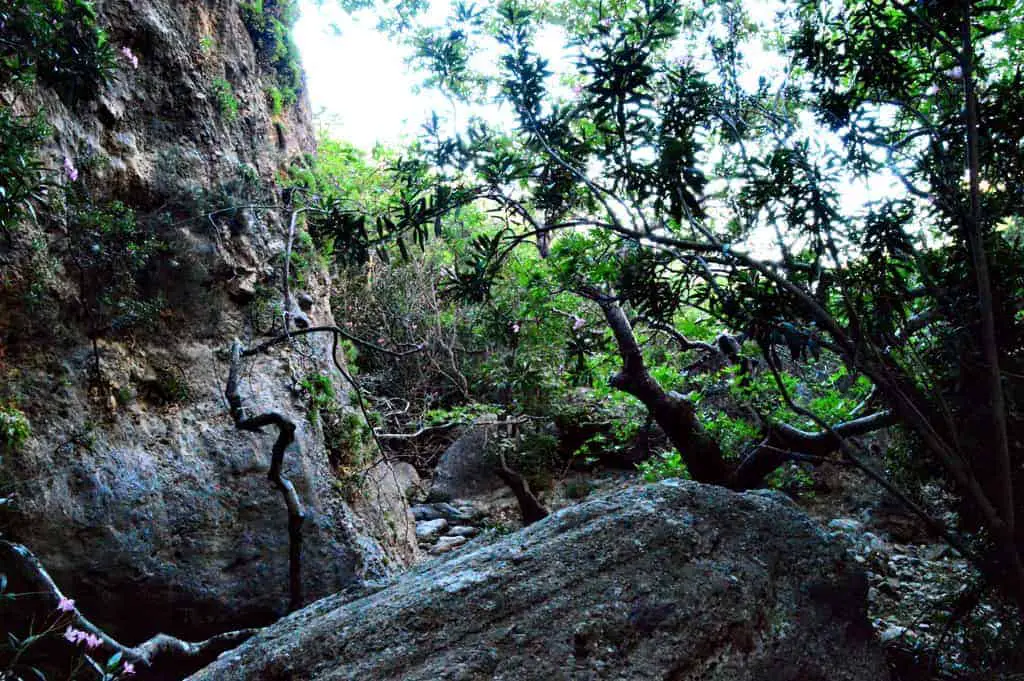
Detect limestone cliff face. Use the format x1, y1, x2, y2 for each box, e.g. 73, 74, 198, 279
0, 0, 415, 643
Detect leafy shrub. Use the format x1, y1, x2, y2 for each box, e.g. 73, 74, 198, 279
211, 77, 240, 121
140, 367, 191, 406
0, 110, 50, 239
267, 85, 285, 116
64, 197, 163, 371
637, 450, 690, 483
0, 0, 117, 104
301, 372, 337, 421
240, 0, 303, 108
765, 463, 815, 498
324, 410, 370, 470
0, 404, 30, 455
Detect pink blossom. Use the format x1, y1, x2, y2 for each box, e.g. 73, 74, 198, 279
572, 316, 586, 331
62, 626, 103, 649
511, 322, 520, 334
57, 596, 76, 612
572, 84, 583, 95
120, 46, 139, 69
63, 157, 78, 182
122, 662, 136, 675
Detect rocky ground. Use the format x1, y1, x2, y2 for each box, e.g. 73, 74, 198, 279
409, 462, 1015, 680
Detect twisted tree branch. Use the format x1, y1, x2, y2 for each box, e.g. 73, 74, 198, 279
0, 540, 257, 677
226, 340, 305, 612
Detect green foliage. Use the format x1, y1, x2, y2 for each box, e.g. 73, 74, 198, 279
301, 371, 337, 420
211, 77, 240, 121
0, 404, 30, 455
65, 197, 163, 349
0, 110, 49, 239
267, 85, 285, 116
505, 429, 559, 491
240, 0, 303, 108
140, 367, 191, 406
766, 463, 815, 498
703, 413, 760, 460
637, 450, 690, 483
0, 0, 118, 103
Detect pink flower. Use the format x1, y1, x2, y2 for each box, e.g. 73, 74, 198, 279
572, 316, 586, 331
511, 323, 520, 334
63, 626, 103, 649
57, 596, 76, 612
122, 662, 136, 675
63, 157, 78, 182
120, 46, 139, 69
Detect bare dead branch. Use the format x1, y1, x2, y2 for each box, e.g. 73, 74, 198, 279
0, 540, 257, 676
226, 340, 305, 612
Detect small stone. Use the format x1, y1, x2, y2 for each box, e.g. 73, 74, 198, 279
447, 526, 479, 538
429, 535, 468, 555
412, 503, 474, 523
921, 544, 949, 561
879, 625, 910, 644
416, 518, 448, 540
411, 504, 443, 521
828, 518, 863, 533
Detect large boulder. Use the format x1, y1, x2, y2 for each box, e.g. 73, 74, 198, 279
189, 481, 890, 681
427, 424, 505, 501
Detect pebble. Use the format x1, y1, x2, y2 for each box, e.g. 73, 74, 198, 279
447, 526, 480, 538
412, 503, 475, 523
429, 535, 468, 555
880, 625, 911, 644
416, 518, 448, 540
828, 518, 864, 533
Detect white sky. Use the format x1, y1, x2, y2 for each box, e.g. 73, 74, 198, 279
295, 2, 432, 149
294, 0, 899, 221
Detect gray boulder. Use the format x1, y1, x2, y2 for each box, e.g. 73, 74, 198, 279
427, 425, 505, 501
189, 481, 889, 681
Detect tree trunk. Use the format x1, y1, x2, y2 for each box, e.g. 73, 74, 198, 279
594, 296, 731, 485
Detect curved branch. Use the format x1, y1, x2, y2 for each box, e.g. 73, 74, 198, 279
0, 540, 257, 675
242, 325, 423, 359
226, 340, 305, 612
730, 410, 897, 490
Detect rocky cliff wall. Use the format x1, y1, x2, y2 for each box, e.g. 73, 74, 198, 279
0, 0, 414, 644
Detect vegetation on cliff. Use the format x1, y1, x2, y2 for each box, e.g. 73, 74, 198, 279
2, 0, 1024, 679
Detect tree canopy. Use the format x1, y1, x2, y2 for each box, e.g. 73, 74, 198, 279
294, 0, 1024, 644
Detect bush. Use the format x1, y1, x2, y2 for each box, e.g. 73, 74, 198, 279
0, 404, 30, 455
0, 0, 117, 104
64, 197, 163, 372
0, 110, 50, 239
240, 0, 303, 108
211, 77, 240, 121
